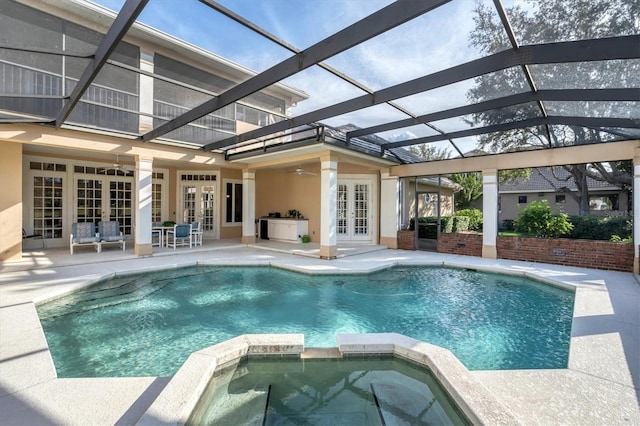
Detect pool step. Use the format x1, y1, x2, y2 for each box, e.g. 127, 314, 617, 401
300, 347, 343, 358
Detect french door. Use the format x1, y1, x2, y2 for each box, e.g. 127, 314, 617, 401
181, 182, 217, 239
337, 178, 374, 242
75, 176, 134, 235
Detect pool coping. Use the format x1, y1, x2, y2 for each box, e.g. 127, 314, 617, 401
1, 247, 638, 424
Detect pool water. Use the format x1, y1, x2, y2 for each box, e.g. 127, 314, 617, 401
187, 356, 469, 425
37, 266, 575, 377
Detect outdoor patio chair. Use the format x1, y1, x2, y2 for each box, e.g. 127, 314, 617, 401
98, 221, 126, 251
23, 228, 45, 249
151, 228, 163, 247
166, 223, 192, 249
191, 221, 203, 246
70, 222, 101, 254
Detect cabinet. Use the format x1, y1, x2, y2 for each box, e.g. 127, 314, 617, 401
265, 219, 308, 243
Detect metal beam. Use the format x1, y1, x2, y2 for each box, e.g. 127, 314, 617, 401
54, 0, 148, 127
381, 116, 640, 150
347, 88, 638, 140
203, 35, 640, 151
141, 0, 451, 142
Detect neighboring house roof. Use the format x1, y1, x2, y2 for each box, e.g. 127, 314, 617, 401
416, 176, 461, 191
499, 167, 623, 193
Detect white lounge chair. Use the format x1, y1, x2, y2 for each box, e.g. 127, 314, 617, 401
70, 222, 100, 254
166, 223, 192, 249
98, 221, 126, 251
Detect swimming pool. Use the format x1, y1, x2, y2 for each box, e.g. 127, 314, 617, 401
37, 265, 574, 377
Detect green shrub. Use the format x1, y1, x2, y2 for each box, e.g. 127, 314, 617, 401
441, 216, 454, 233
455, 209, 483, 231
409, 216, 453, 238
566, 215, 632, 240
610, 234, 632, 243
453, 215, 470, 232
515, 200, 573, 238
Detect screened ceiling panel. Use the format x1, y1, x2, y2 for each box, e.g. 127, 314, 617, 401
214, 0, 395, 51
322, 0, 501, 92
280, 66, 367, 116
138, 0, 294, 73
375, 124, 442, 142
528, 60, 640, 90
322, 103, 408, 130
503, 0, 639, 45
543, 101, 640, 119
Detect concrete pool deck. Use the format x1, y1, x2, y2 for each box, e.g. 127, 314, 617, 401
1, 243, 639, 425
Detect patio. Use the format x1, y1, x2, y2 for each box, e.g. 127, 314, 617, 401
0, 246, 638, 425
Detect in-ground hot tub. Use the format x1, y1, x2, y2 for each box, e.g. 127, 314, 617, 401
137, 334, 518, 425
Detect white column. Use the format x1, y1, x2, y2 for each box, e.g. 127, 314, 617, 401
135, 156, 153, 256
242, 170, 256, 244
139, 50, 154, 134
482, 169, 498, 259
380, 171, 400, 248
633, 151, 640, 274
320, 158, 337, 259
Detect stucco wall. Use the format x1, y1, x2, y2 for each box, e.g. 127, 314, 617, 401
255, 166, 321, 242
1, 142, 23, 260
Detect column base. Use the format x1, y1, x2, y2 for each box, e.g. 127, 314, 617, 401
482, 244, 497, 259
379, 236, 397, 249
135, 243, 153, 256
320, 245, 337, 259
242, 235, 256, 244
634, 256, 639, 275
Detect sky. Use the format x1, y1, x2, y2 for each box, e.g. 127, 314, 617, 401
91, 0, 534, 156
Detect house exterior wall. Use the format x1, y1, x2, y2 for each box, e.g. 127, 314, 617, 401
0, 142, 22, 260
499, 190, 630, 225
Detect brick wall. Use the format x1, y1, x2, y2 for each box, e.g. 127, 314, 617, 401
398, 231, 633, 272
497, 236, 634, 272
437, 233, 483, 257
397, 230, 415, 250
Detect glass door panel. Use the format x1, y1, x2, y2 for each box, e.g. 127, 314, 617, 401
108, 180, 133, 235
337, 184, 348, 237
337, 180, 371, 242
353, 183, 369, 238
201, 185, 216, 237
76, 178, 103, 233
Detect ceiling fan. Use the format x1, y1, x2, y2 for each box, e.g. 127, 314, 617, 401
105, 155, 133, 174
287, 165, 316, 176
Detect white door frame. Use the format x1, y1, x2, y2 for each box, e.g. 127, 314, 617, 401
176, 171, 220, 239
337, 174, 377, 243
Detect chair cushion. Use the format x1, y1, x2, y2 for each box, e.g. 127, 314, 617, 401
75, 237, 97, 244
75, 223, 94, 239
103, 235, 123, 242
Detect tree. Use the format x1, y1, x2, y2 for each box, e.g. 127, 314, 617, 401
468, 0, 639, 215
449, 172, 482, 210
408, 144, 451, 161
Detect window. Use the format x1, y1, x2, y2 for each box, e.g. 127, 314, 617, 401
555, 194, 566, 204
518, 195, 527, 204
589, 194, 619, 211
225, 180, 242, 224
